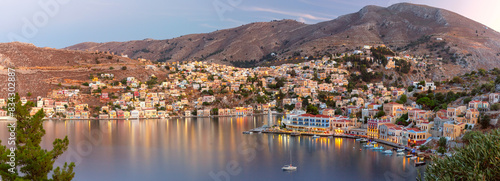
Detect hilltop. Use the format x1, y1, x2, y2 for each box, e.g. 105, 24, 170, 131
66, 3, 500, 75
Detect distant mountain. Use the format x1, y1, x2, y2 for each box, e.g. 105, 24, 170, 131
66, 3, 498, 74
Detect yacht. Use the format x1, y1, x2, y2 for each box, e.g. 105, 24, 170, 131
312, 135, 320, 139
383, 150, 393, 154
282, 137, 297, 171
396, 148, 404, 152
359, 138, 368, 143
282, 164, 297, 171
410, 156, 418, 160
363, 144, 374, 148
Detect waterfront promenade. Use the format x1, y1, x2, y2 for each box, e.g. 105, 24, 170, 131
258, 128, 405, 148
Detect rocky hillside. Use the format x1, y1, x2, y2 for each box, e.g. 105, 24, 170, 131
66, 3, 500, 74
0, 42, 157, 98
0, 42, 138, 68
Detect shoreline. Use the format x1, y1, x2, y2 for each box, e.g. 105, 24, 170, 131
39, 113, 285, 121
259, 129, 405, 148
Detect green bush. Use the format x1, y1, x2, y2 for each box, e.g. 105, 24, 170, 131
421, 130, 500, 180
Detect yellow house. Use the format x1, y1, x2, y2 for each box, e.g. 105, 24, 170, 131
465, 109, 479, 125
144, 109, 157, 118
443, 121, 466, 140
124, 111, 131, 118
81, 111, 89, 119
383, 102, 403, 117
109, 110, 117, 119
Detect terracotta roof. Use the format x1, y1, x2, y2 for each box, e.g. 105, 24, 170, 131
299, 114, 331, 118
405, 128, 423, 132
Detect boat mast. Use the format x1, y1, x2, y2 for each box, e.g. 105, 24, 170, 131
289, 137, 292, 165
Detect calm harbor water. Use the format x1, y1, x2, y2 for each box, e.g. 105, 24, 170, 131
0, 116, 424, 181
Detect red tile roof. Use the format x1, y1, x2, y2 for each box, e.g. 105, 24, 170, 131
299, 114, 332, 118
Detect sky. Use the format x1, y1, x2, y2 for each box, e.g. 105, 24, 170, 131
0, 0, 499, 48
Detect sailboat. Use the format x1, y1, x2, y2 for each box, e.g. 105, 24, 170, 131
282, 139, 297, 171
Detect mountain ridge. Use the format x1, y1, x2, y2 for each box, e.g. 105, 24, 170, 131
63, 3, 500, 74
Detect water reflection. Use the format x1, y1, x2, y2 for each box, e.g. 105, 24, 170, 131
0, 116, 423, 181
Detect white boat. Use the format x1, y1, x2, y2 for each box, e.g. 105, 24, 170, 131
371, 141, 377, 144
328, 136, 333, 138
242, 131, 253, 134
282, 164, 297, 171
396, 149, 404, 152
410, 156, 418, 160
363, 144, 374, 148
397, 152, 405, 156
312, 135, 320, 139
382, 150, 393, 154
282, 138, 297, 171
372, 146, 384, 150
359, 138, 368, 143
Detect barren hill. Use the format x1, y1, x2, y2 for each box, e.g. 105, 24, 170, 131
66, 3, 500, 74
0, 42, 157, 98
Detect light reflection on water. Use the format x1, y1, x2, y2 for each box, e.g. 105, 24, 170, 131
0, 116, 423, 181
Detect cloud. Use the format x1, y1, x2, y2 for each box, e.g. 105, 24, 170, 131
224, 18, 246, 25
241, 6, 332, 22
199, 23, 220, 29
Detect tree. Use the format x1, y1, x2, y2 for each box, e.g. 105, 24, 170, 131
407, 86, 414, 92
396, 113, 409, 126
335, 108, 343, 115
0, 94, 75, 180
478, 68, 486, 76
121, 66, 127, 70
399, 95, 407, 103
421, 130, 500, 180
374, 110, 386, 118
480, 114, 491, 129
462, 97, 472, 105
109, 66, 114, 70
491, 103, 500, 111
437, 146, 446, 154
211, 108, 219, 115
302, 98, 309, 108
306, 104, 319, 115
275, 78, 286, 89
438, 137, 447, 148
416, 97, 434, 109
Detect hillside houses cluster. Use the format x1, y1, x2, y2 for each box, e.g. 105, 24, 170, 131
0, 49, 493, 147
